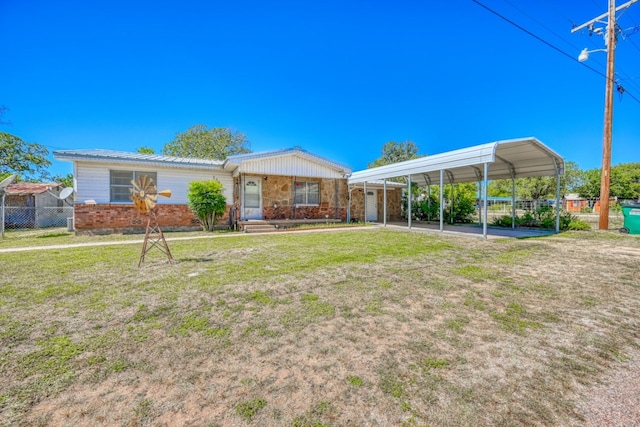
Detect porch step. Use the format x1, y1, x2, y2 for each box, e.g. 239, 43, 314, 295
244, 224, 278, 233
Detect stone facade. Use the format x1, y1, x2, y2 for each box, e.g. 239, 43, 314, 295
250, 174, 349, 221
380, 189, 403, 221
349, 187, 403, 222
73, 204, 231, 235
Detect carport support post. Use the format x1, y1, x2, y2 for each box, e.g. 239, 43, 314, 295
439, 169, 444, 232
477, 181, 482, 226
555, 172, 561, 233
407, 175, 412, 230
383, 179, 387, 226
511, 178, 516, 229
483, 162, 489, 239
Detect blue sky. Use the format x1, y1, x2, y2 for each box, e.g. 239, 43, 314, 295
2, 0, 639, 178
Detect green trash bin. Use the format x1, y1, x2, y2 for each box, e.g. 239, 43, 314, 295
620, 204, 640, 234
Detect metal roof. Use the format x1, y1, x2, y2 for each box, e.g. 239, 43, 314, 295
5, 182, 62, 195
226, 147, 352, 174
348, 137, 564, 186
53, 149, 225, 170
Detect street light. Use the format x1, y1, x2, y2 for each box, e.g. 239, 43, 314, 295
577, 47, 608, 62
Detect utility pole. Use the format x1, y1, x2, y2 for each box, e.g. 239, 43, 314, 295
600, 0, 616, 231
571, 0, 638, 230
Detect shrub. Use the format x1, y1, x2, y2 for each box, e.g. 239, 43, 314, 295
187, 180, 227, 231
566, 219, 591, 231
491, 215, 514, 228
491, 207, 586, 231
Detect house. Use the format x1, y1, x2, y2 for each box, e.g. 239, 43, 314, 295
563, 194, 617, 213
593, 197, 617, 214
53, 148, 404, 234
563, 193, 588, 213
4, 182, 72, 228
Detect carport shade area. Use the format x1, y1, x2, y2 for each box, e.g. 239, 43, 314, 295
347, 137, 565, 238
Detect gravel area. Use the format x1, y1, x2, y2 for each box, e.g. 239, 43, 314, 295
579, 347, 640, 426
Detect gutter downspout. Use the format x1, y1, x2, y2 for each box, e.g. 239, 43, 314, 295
241, 173, 245, 221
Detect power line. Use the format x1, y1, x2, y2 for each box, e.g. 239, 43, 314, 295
503, 0, 584, 52
514, 0, 640, 95
508, 0, 640, 96
472, 0, 640, 104
539, 0, 579, 27
622, 9, 640, 54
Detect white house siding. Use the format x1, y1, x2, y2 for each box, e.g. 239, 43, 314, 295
160, 169, 233, 204
238, 156, 346, 179
75, 163, 110, 203
75, 162, 233, 205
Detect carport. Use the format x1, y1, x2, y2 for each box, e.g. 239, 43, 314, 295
348, 137, 565, 239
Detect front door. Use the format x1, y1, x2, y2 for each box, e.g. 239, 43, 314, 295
244, 178, 262, 220
366, 190, 378, 222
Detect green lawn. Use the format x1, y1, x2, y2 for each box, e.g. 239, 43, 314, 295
1, 228, 639, 426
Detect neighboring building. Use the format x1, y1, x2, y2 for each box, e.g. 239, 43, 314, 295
563, 194, 617, 213
53, 148, 404, 234
593, 197, 617, 214
4, 182, 72, 228
563, 193, 588, 213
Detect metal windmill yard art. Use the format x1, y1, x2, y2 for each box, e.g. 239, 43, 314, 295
130, 175, 175, 267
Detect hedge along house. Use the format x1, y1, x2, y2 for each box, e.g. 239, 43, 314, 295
348, 137, 565, 239
53, 147, 398, 234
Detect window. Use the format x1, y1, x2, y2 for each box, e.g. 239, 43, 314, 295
294, 181, 319, 205
245, 180, 260, 208
110, 170, 157, 202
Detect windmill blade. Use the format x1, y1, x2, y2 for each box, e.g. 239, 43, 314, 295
145, 198, 156, 211
158, 189, 172, 198
131, 179, 142, 193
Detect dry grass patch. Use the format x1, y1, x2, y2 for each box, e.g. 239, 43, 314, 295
1, 228, 639, 426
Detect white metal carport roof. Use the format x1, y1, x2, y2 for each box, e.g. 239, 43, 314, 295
348, 137, 565, 238
348, 137, 564, 185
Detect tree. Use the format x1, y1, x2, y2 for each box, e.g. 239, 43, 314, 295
163, 125, 251, 160
368, 140, 422, 168
488, 161, 583, 205
0, 132, 51, 180
187, 180, 228, 231
577, 163, 640, 200
52, 173, 74, 188
137, 146, 156, 154
444, 183, 477, 223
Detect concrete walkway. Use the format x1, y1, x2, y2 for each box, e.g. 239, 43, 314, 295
0, 223, 551, 254
374, 221, 556, 240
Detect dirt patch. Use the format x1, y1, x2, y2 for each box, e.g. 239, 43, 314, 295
2, 229, 640, 426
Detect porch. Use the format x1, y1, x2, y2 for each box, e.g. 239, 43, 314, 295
238, 218, 343, 233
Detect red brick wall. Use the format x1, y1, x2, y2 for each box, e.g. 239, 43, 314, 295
73, 204, 232, 234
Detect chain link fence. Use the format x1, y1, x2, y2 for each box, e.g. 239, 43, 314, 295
2, 206, 74, 230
